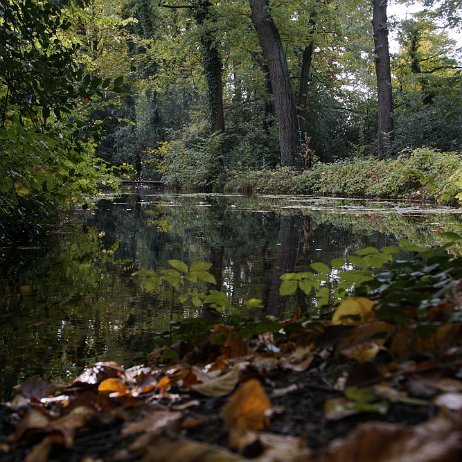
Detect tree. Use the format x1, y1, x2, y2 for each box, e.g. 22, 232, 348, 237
193, 0, 225, 133
0, 0, 121, 243
372, 0, 394, 157
249, 0, 299, 166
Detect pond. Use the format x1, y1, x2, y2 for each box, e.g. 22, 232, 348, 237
1, 186, 462, 400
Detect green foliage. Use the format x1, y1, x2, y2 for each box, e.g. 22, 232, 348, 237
133, 259, 263, 315
161, 129, 229, 191
133, 260, 217, 310
355, 235, 462, 324
225, 149, 462, 205
0, 0, 125, 244
278, 234, 462, 323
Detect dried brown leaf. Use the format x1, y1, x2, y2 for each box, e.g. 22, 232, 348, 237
257, 433, 311, 462
313, 415, 462, 462
191, 365, 241, 397
25, 434, 65, 462
222, 379, 271, 449
139, 438, 244, 462
122, 411, 182, 436
72, 362, 125, 387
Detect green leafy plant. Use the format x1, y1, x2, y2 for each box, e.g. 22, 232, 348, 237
133, 260, 217, 309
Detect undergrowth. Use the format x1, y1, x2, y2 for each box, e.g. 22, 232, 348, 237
224, 148, 462, 205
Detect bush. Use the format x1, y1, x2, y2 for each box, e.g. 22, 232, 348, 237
224, 148, 462, 205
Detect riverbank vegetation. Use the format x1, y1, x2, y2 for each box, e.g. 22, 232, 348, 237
1, 0, 462, 244
224, 148, 462, 203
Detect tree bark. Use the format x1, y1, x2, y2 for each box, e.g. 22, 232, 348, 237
194, 0, 225, 133
249, 0, 298, 166
372, 0, 393, 157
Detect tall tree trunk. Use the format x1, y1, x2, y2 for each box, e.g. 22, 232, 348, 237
249, 0, 298, 166
297, 42, 314, 135
194, 0, 225, 133
372, 0, 393, 157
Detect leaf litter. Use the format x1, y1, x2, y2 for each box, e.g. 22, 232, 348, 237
2, 301, 462, 461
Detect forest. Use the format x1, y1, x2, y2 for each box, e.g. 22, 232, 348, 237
1, 1, 462, 461
1, 0, 461, 243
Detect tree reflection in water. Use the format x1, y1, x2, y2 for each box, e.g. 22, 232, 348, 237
2, 188, 462, 400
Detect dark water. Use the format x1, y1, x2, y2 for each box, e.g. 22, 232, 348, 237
1, 187, 462, 400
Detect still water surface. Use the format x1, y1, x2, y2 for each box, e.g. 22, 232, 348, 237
1, 187, 462, 399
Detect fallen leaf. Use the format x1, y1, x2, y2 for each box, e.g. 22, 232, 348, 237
14, 406, 93, 449
223, 332, 253, 358
157, 376, 171, 395
13, 409, 50, 441
279, 356, 314, 372
434, 393, 462, 411
324, 397, 358, 420
257, 432, 311, 462
122, 411, 182, 436
313, 414, 462, 462
271, 384, 298, 398
98, 378, 128, 397
136, 437, 245, 461
72, 362, 125, 387
191, 365, 241, 397
25, 434, 65, 462
222, 379, 271, 449
332, 298, 375, 325
340, 342, 381, 362
13, 377, 56, 403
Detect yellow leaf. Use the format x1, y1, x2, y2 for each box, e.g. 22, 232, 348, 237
14, 181, 31, 197
98, 378, 128, 397
332, 297, 375, 324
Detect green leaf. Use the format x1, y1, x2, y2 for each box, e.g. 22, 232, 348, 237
161, 269, 181, 289
442, 231, 461, 241
190, 261, 212, 272
191, 296, 203, 308
297, 272, 314, 279
363, 253, 390, 269
398, 239, 426, 252
243, 298, 263, 309
188, 270, 216, 285
340, 270, 373, 285
113, 75, 123, 89
204, 290, 230, 311
354, 247, 379, 256
280, 273, 300, 281
168, 259, 188, 273
279, 280, 298, 296
331, 258, 345, 269
316, 287, 330, 307
381, 245, 401, 255
348, 255, 368, 269
298, 279, 313, 295
311, 262, 330, 274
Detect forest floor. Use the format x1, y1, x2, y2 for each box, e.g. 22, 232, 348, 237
1, 298, 462, 462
